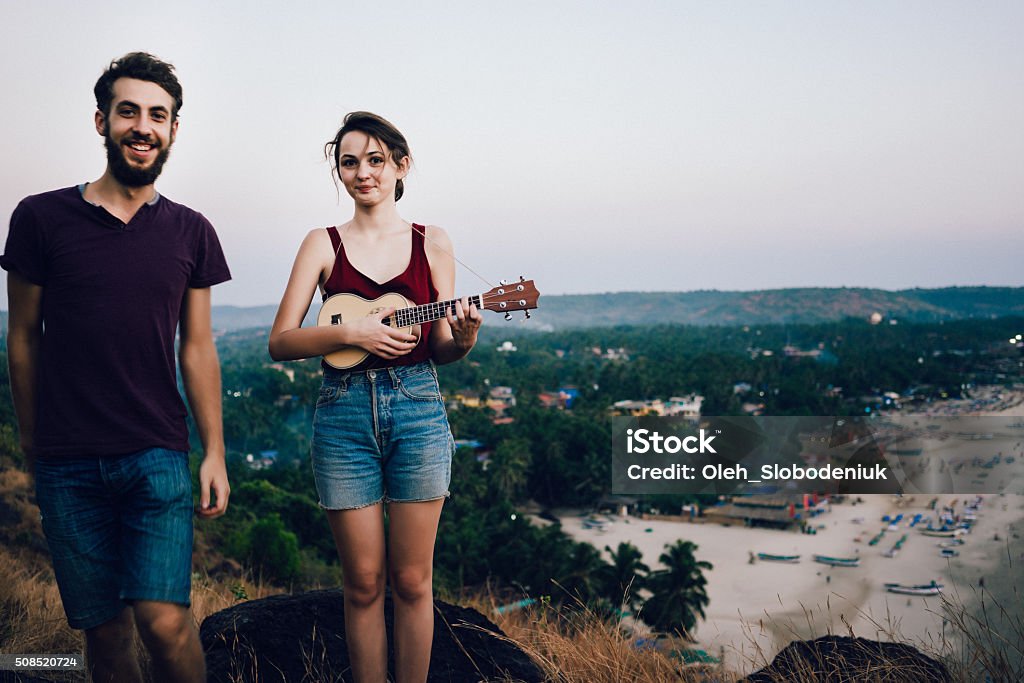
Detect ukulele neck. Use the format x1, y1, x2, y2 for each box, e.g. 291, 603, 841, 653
384, 295, 482, 327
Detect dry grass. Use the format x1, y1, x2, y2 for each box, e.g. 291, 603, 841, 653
478, 590, 725, 682
3, 551, 1021, 682
938, 579, 1024, 681
190, 571, 284, 623
0, 546, 80, 656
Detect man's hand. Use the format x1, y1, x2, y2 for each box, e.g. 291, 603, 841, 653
198, 453, 230, 518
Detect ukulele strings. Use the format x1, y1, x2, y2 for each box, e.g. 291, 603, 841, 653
387, 287, 530, 326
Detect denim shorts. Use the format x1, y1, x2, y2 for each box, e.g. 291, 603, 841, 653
34, 448, 193, 630
311, 361, 455, 510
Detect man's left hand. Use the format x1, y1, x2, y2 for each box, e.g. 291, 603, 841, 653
198, 453, 230, 518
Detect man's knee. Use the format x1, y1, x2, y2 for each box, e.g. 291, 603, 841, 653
133, 602, 194, 656
85, 607, 135, 652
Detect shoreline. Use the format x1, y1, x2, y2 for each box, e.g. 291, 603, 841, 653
558, 493, 1024, 672
557, 388, 1024, 673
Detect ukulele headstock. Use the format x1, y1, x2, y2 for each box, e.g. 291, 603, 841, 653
481, 277, 540, 319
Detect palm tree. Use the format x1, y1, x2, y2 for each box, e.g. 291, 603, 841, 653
489, 437, 532, 502
556, 542, 611, 605
643, 540, 713, 639
598, 542, 649, 613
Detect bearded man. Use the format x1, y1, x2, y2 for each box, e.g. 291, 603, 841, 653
2, 52, 231, 683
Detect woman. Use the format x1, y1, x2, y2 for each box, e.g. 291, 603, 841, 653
269, 111, 481, 683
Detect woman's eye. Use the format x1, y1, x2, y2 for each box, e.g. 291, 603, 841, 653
341, 159, 356, 167
370, 157, 385, 165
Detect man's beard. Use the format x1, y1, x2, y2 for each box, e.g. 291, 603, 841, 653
104, 128, 172, 187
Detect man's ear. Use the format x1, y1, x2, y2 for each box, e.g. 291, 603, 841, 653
94, 109, 106, 137
171, 117, 179, 144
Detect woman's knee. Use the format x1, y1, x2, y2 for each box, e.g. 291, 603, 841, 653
344, 569, 386, 608
389, 565, 432, 603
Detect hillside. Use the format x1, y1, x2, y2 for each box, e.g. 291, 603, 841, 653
211, 286, 1023, 332
0, 287, 1020, 336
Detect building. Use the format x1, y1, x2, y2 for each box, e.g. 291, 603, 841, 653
610, 395, 704, 417
702, 495, 812, 530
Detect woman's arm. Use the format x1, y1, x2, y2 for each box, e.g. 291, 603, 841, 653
425, 225, 482, 365
268, 228, 418, 362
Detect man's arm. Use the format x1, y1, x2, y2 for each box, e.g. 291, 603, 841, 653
179, 286, 230, 517
6, 271, 43, 466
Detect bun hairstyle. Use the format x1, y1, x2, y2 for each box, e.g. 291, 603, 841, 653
325, 111, 412, 201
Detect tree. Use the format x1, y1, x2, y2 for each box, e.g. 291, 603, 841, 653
643, 540, 712, 639
489, 437, 532, 502
598, 542, 649, 613
238, 513, 301, 585
555, 542, 611, 605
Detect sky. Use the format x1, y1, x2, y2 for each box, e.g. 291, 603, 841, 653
1, 1, 1022, 307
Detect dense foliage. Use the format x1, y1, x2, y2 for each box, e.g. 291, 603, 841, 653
2, 315, 1021, 632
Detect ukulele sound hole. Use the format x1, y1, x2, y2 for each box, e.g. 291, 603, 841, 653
331, 314, 343, 325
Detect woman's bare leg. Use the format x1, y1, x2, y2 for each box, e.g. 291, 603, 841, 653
387, 499, 445, 683
326, 504, 387, 683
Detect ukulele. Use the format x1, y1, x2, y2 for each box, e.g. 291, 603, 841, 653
318, 278, 540, 369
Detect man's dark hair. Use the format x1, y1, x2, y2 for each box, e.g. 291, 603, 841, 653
94, 52, 183, 120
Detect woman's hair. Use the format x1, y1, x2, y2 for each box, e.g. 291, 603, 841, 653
325, 111, 412, 201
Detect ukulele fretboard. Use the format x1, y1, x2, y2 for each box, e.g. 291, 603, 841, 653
385, 295, 483, 327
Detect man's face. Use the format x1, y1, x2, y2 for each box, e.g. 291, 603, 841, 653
97, 77, 178, 187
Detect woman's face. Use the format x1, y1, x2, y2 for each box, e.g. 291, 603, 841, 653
337, 131, 408, 205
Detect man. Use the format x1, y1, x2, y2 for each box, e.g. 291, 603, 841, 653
2, 52, 230, 683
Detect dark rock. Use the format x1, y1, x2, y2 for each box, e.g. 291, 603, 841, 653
0, 673, 61, 683
200, 589, 544, 682
741, 635, 950, 682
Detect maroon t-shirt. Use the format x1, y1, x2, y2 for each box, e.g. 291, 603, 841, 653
1, 186, 231, 459
323, 224, 438, 370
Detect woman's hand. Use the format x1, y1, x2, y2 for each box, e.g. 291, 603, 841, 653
445, 297, 483, 352
346, 307, 419, 360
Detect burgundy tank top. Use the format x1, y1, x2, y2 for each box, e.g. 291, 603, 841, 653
323, 224, 438, 369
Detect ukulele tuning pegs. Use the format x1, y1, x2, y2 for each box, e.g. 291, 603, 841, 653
499, 279, 509, 286
524, 311, 531, 319
519, 275, 525, 282
504, 312, 512, 321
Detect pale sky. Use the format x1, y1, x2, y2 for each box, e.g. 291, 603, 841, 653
2, 1, 1022, 307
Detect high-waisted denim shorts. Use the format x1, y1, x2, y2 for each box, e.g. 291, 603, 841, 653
311, 360, 454, 510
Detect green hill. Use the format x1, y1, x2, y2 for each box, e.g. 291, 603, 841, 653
1, 287, 1020, 335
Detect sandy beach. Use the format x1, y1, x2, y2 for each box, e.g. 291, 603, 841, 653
557, 389, 1024, 673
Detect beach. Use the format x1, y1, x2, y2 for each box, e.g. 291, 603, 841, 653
556, 389, 1024, 672
560, 493, 1023, 671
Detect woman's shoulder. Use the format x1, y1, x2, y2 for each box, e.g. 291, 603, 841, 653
293, 227, 337, 270
300, 226, 338, 248
419, 224, 453, 254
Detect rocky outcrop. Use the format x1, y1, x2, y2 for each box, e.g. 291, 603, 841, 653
742, 635, 950, 682
200, 589, 544, 682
